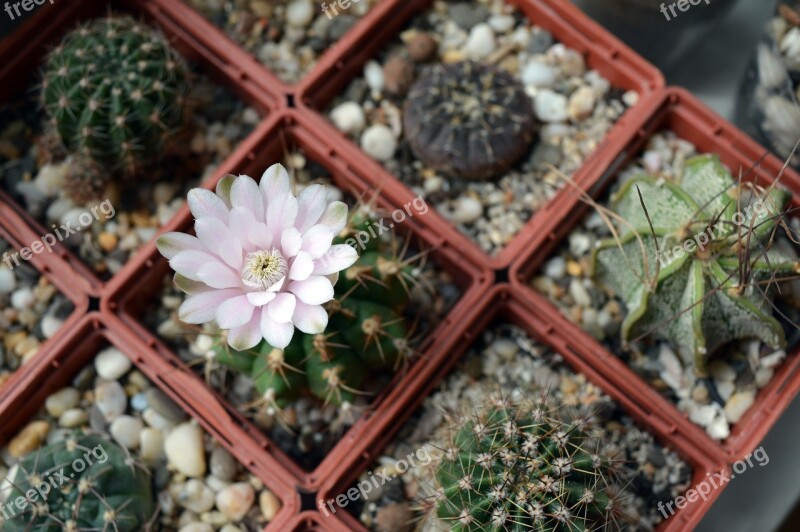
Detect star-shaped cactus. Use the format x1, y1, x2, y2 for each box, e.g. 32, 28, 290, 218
592, 154, 798, 374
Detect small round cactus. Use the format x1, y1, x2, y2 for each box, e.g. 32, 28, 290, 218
403, 61, 537, 181
423, 397, 628, 531
41, 15, 188, 174
62, 154, 111, 205
592, 154, 799, 374
3, 433, 155, 531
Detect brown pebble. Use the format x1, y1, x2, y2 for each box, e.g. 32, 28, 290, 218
383, 56, 415, 96
407, 33, 437, 62
375, 503, 414, 532
9, 420, 50, 458
98, 232, 118, 252
780, 4, 800, 26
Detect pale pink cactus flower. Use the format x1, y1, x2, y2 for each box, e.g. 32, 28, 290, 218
156, 163, 357, 350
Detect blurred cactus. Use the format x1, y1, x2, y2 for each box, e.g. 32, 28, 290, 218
592, 154, 799, 374
3, 434, 154, 531
62, 154, 111, 205
421, 396, 628, 531
41, 15, 188, 174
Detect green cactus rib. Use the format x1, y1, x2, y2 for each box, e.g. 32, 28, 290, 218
427, 400, 626, 531
3, 434, 154, 531
41, 15, 188, 174
214, 206, 415, 408
591, 154, 798, 374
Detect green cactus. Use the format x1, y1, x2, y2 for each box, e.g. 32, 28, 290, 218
41, 15, 188, 174
3, 434, 154, 531
592, 154, 799, 374
213, 201, 417, 408
423, 397, 627, 531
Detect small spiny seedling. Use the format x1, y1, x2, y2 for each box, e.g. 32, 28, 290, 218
41, 15, 188, 174
403, 60, 537, 181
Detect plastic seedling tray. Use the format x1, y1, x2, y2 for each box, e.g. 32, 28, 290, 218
511, 87, 800, 465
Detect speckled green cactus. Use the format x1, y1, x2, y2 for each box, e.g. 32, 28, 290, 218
41, 15, 188, 174
424, 397, 627, 531
3, 434, 154, 531
592, 154, 799, 374
215, 202, 416, 408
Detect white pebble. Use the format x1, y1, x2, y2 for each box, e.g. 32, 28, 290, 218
173, 479, 216, 514
95, 347, 132, 381
760, 349, 785, 369
568, 279, 591, 307
707, 415, 731, 440
708, 360, 736, 383
534, 90, 568, 122
360, 124, 397, 161
568, 232, 591, 256
286, 0, 313, 27
716, 381, 735, 402
330, 102, 366, 135
166, 423, 207, 477
447, 197, 483, 225
140, 428, 165, 463
544, 257, 566, 279
568, 86, 596, 121
34, 161, 69, 196
179, 524, 213, 532
521, 60, 557, 88
95, 381, 127, 422
259, 491, 281, 522
45, 387, 80, 417
41, 315, 64, 339
756, 367, 774, 388
0, 268, 16, 294
688, 404, 718, 427
59, 408, 88, 428
144, 407, 176, 431
724, 391, 755, 424
215, 483, 255, 521
110, 415, 144, 449
642, 151, 662, 173
488, 15, 515, 33
364, 60, 384, 93
465, 23, 495, 59
11, 288, 35, 310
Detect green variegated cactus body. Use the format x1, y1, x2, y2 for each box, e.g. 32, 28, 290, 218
42, 16, 188, 174
3, 434, 154, 531
592, 154, 798, 374
425, 399, 626, 531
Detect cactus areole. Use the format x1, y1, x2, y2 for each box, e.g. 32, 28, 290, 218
592, 154, 798, 374
41, 16, 188, 174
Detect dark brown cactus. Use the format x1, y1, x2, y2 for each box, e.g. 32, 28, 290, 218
403, 61, 537, 181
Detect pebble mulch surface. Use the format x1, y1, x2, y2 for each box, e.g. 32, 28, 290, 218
531, 131, 800, 441
0, 237, 73, 392
0, 67, 258, 282
143, 150, 461, 472
0, 345, 282, 531
342, 324, 692, 532
187, 0, 382, 84
326, 0, 638, 256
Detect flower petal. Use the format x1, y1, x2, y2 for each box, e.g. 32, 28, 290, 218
156, 232, 206, 260
215, 175, 236, 208
288, 276, 334, 305
281, 227, 302, 258
295, 184, 327, 232
178, 289, 240, 324
289, 251, 314, 281
267, 193, 298, 236
174, 273, 211, 295
317, 201, 349, 234
231, 174, 265, 220
313, 244, 358, 275
195, 217, 234, 255
227, 311, 263, 351
301, 225, 335, 259
260, 311, 294, 349
197, 261, 241, 289
246, 291, 277, 307
267, 293, 296, 324
216, 295, 255, 329
260, 164, 291, 208
188, 188, 229, 223
170, 250, 223, 281
293, 301, 328, 334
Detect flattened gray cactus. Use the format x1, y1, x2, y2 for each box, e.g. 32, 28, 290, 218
592, 154, 798, 374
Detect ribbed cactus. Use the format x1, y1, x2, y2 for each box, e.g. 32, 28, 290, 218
592, 154, 798, 374
3, 434, 154, 531
214, 200, 415, 408
41, 16, 188, 174
423, 397, 627, 531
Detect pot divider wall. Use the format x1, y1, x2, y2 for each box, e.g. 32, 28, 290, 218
317, 285, 728, 532
0, 312, 300, 531
104, 108, 493, 491
0, 0, 278, 298
298, 0, 665, 272
286, 511, 350, 531
0, 200, 88, 404
510, 86, 800, 466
